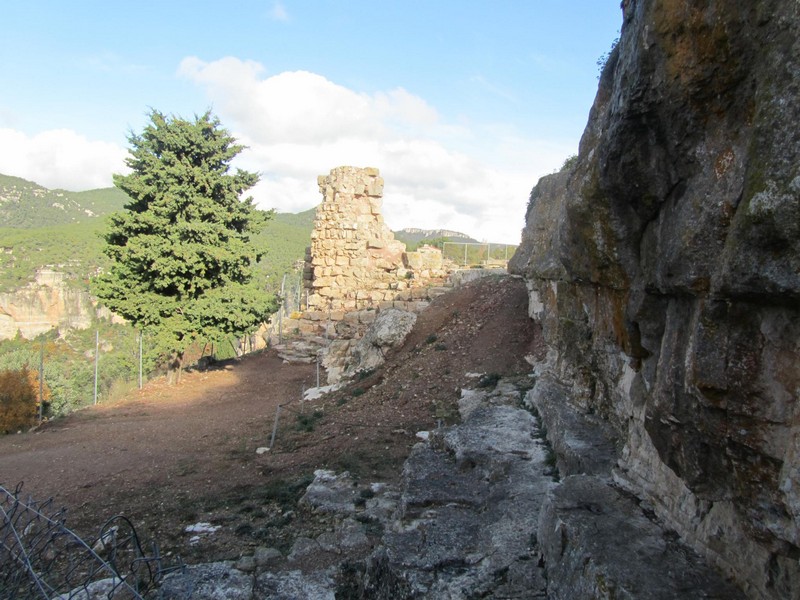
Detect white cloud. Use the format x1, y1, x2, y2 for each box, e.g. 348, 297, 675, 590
0, 128, 127, 190
268, 1, 289, 22
179, 56, 568, 243
0, 57, 570, 244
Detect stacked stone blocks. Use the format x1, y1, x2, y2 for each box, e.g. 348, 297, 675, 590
303, 166, 450, 321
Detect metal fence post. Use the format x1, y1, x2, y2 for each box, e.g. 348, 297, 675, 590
270, 405, 282, 449
38, 343, 44, 422
138, 330, 143, 390
93, 330, 99, 405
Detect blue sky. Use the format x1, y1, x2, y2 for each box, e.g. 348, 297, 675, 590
1, 1, 621, 243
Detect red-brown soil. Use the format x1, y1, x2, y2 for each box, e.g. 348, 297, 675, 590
0, 274, 542, 565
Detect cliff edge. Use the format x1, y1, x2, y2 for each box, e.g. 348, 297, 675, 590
510, 1, 799, 598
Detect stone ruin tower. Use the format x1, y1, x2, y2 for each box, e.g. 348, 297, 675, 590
304, 166, 409, 312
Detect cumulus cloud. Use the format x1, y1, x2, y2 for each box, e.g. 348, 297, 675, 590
179, 56, 569, 243
0, 128, 127, 190
0, 54, 574, 243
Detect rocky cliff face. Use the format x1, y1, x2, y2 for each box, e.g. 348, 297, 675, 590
0, 269, 96, 340
510, 1, 799, 597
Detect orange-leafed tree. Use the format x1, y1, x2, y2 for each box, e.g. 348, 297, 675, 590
0, 366, 49, 433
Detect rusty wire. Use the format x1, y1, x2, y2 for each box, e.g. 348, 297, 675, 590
0, 483, 182, 599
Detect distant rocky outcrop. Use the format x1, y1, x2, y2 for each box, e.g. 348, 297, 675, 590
393, 227, 477, 246
0, 269, 96, 340
510, 0, 799, 598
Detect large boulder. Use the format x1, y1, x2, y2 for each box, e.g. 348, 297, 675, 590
343, 308, 417, 377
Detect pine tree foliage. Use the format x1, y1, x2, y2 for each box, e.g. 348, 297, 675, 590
93, 110, 276, 378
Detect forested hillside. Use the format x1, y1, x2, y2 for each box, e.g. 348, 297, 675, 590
0, 174, 316, 423
0, 175, 128, 292
0, 174, 129, 228
255, 207, 316, 294
0, 174, 317, 295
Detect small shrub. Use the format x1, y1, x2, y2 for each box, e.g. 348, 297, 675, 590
0, 366, 41, 433
356, 368, 375, 381
596, 36, 620, 78
543, 446, 560, 482
259, 474, 315, 509
559, 154, 578, 172
424, 333, 438, 345
295, 410, 324, 432
434, 343, 447, 352
351, 387, 365, 397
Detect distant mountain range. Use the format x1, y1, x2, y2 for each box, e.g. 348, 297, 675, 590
0, 173, 315, 294
392, 228, 477, 247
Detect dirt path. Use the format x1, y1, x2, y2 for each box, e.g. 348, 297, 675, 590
0, 274, 542, 565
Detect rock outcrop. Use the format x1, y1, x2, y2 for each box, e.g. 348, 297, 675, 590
510, 1, 800, 598
0, 269, 96, 340
326, 308, 417, 382
160, 378, 742, 599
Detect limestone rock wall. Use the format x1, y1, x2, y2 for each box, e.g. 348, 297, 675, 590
510, 1, 799, 598
0, 269, 95, 339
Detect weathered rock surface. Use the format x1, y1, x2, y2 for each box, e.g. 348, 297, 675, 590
510, 0, 800, 597
299, 469, 361, 515
526, 373, 617, 478
159, 561, 337, 600
342, 308, 416, 377
0, 269, 96, 340
355, 380, 554, 598
159, 562, 255, 599
539, 475, 745, 600
159, 377, 742, 598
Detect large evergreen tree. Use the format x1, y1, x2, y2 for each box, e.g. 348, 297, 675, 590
93, 110, 275, 382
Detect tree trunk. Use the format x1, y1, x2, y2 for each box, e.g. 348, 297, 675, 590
167, 351, 184, 385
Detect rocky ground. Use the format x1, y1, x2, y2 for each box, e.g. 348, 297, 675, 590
0, 274, 541, 592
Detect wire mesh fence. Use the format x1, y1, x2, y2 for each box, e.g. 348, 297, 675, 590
441, 242, 517, 268
0, 483, 181, 599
